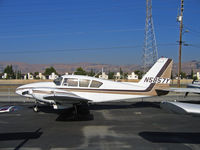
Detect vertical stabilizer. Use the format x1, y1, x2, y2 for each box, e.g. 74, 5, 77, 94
138, 57, 173, 95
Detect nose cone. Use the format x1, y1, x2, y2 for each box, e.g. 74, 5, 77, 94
15, 84, 33, 98
16, 81, 54, 98
15, 88, 22, 96
16, 85, 27, 96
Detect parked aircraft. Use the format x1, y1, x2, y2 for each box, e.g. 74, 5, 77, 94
187, 80, 200, 89
161, 101, 200, 115
16, 57, 173, 115
0, 106, 18, 113
161, 86, 200, 115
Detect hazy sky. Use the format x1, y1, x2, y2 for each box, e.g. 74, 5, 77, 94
0, 0, 199, 64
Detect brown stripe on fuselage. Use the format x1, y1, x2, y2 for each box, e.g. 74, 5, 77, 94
32, 90, 53, 94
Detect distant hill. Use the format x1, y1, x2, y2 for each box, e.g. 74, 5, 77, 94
0, 60, 200, 74
173, 60, 200, 74
0, 62, 140, 74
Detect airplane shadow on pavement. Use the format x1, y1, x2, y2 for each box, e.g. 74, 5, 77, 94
27, 102, 160, 122
56, 106, 94, 121
89, 102, 160, 110
139, 131, 200, 144
29, 105, 94, 121
56, 102, 160, 121
0, 128, 42, 150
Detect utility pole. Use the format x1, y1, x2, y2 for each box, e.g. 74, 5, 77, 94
177, 0, 184, 87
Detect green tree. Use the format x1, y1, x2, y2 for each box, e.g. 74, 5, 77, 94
134, 70, 144, 79
88, 69, 95, 76
4, 65, 15, 79
74, 67, 87, 75
44, 67, 57, 76
34, 72, 39, 79
108, 71, 115, 79
180, 72, 187, 79
171, 71, 174, 79
123, 72, 128, 79
15, 70, 22, 79
119, 68, 123, 79
190, 69, 194, 79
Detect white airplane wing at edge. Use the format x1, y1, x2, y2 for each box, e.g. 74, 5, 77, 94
161, 101, 200, 115
163, 88, 200, 94
160, 87, 200, 115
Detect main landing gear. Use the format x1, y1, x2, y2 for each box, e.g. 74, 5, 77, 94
33, 101, 39, 112
73, 104, 78, 119
72, 103, 91, 120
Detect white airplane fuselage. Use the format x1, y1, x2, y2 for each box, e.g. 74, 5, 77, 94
16, 76, 149, 103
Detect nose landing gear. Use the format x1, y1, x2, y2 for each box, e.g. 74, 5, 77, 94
33, 101, 39, 112
33, 105, 39, 112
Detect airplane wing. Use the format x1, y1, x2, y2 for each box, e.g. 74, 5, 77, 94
160, 101, 200, 115
159, 88, 200, 115
43, 93, 90, 104
165, 88, 200, 93
31, 88, 90, 104
156, 87, 200, 97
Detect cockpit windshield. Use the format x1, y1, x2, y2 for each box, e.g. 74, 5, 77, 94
53, 77, 63, 86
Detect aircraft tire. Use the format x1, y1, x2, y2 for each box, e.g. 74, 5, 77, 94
33, 106, 39, 112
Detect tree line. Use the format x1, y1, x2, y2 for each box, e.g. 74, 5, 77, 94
0, 65, 197, 80
1, 65, 58, 79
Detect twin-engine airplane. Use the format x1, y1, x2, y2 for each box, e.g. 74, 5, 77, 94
16, 57, 173, 115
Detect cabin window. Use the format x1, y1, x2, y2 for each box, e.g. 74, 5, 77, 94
90, 80, 103, 88
79, 79, 90, 87
63, 78, 78, 87
53, 77, 63, 86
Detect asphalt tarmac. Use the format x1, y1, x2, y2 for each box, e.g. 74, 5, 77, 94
1, 97, 200, 150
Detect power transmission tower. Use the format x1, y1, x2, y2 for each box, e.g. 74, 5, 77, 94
143, 0, 158, 72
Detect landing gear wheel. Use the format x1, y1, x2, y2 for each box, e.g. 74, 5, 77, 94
33, 105, 39, 112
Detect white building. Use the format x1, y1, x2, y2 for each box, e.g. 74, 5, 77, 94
36, 73, 46, 80
2, 73, 7, 79
23, 73, 34, 80
24, 75, 27, 80
197, 72, 200, 80
99, 72, 108, 80
28, 73, 33, 80
49, 72, 58, 80
115, 72, 121, 80
128, 72, 138, 80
